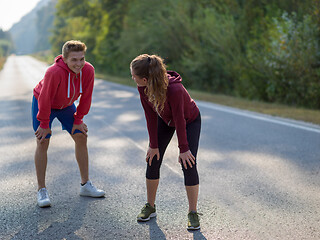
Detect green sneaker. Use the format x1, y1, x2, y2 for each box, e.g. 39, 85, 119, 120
137, 203, 156, 222
187, 211, 200, 230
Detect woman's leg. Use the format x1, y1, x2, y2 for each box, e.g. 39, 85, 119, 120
186, 185, 199, 212
146, 179, 159, 207
145, 117, 175, 206
182, 114, 201, 211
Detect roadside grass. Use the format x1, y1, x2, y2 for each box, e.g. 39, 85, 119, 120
31, 50, 55, 65
0, 57, 6, 70
29, 53, 320, 126
97, 73, 320, 126
188, 90, 320, 125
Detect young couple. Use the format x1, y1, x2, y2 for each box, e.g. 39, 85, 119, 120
32, 40, 202, 230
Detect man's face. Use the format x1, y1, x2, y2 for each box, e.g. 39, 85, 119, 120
63, 51, 85, 74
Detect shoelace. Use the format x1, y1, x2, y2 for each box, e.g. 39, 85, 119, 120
189, 212, 203, 221
39, 189, 48, 200
141, 206, 149, 213
141, 204, 153, 213
87, 182, 98, 191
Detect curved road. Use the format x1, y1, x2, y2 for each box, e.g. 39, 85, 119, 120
0, 55, 319, 239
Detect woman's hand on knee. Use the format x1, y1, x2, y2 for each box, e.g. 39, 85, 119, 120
178, 150, 195, 169
146, 147, 160, 166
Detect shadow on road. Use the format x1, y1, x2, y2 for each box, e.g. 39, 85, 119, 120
191, 230, 208, 240
138, 217, 208, 240
12, 197, 105, 239
138, 217, 167, 240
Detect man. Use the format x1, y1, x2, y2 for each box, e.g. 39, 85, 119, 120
32, 40, 105, 207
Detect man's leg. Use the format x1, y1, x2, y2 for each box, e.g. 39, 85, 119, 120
34, 138, 50, 190
56, 104, 89, 184
56, 103, 104, 197
32, 96, 52, 190
35, 137, 51, 207
71, 132, 105, 197
71, 133, 89, 184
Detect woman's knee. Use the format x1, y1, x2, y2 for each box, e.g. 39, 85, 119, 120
182, 165, 199, 186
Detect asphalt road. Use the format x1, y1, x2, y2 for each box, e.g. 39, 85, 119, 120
0, 55, 319, 240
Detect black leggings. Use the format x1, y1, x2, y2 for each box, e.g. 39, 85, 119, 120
146, 113, 201, 186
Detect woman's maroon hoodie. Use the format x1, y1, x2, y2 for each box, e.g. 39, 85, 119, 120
138, 71, 199, 153
33, 55, 94, 129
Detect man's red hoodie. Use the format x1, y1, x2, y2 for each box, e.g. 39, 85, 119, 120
33, 55, 94, 129
138, 71, 200, 153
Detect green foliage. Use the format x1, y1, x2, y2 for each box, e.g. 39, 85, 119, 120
35, 0, 57, 52
0, 29, 13, 70
115, 0, 192, 72
50, 0, 320, 109
92, 0, 129, 73
0, 29, 13, 57
179, 6, 241, 93
50, 0, 96, 61
247, 12, 320, 107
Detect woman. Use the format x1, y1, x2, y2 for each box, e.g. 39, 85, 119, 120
130, 54, 202, 230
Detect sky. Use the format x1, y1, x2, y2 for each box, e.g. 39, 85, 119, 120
0, 0, 41, 31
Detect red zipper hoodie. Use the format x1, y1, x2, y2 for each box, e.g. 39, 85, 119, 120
33, 55, 94, 129
138, 71, 199, 153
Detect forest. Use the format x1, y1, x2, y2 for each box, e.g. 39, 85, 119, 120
0, 29, 13, 69
5, 0, 320, 109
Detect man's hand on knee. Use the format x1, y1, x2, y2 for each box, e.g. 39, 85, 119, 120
35, 127, 51, 143
71, 123, 88, 136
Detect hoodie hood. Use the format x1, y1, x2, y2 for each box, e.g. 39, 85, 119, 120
167, 71, 182, 85
55, 55, 83, 98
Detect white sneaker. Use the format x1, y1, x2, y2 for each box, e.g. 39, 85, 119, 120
80, 181, 105, 197
37, 188, 51, 207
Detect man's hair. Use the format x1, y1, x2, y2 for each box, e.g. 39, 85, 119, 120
62, 40, 87, 58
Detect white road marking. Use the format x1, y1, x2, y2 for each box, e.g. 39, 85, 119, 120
198, 101, 320, 134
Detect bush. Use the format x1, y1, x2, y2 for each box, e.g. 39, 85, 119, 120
246, 12, 320, 108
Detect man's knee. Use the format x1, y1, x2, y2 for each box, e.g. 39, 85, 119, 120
36, 138, 50, 151
72, 132, 87, 143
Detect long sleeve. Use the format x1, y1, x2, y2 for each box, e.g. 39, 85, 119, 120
37, 70, 60, 129
169, 87, 189, 153
73, 66, 94, 125
138, 87, 158, 148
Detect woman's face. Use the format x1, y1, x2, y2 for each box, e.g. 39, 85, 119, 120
131, 69, 147, 87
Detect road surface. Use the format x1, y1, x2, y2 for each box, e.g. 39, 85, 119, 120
0, 55, 319, 239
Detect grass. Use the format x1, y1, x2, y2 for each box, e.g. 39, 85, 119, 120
187, 90, 320, 125
31, 50, 55, 64
96, 72, 320, 126
0, 57, 6, 70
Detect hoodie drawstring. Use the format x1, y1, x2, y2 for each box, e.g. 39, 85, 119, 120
80, 70, 83, 94
67, 73, 71, 98
67, 70, 82, 98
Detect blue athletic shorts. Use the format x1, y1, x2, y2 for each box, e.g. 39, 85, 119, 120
32, 95, 82, 138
